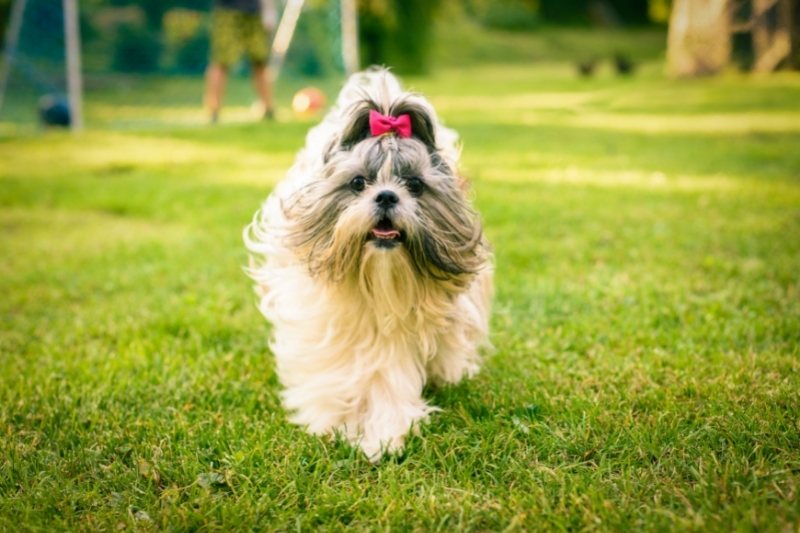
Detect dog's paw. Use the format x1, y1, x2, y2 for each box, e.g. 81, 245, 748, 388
355, 414, 432, 462
358, 434, 407, 463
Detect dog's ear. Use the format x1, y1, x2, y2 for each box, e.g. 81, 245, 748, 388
429, 150, 453, 177
391, 97, 456, 176
340, 99, 378, 148
323, 99, 376, 163
389, 97, 437, 151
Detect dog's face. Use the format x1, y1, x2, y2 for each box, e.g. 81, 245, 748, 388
284, 96, 486, 289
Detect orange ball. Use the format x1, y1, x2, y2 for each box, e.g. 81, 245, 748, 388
292, 87, 326, 116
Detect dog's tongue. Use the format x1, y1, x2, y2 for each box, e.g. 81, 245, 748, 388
371, 227, 401, 239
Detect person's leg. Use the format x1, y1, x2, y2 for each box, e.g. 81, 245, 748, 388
251, 62, 274, 119
206, 8, 239, 123
205, 63, 228, 123
242, 13, 273, 120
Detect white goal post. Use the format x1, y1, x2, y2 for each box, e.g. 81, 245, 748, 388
341, 0, 358, 75
63, 0, 83, 131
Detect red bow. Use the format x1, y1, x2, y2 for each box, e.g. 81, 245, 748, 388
369, 110, 412, 138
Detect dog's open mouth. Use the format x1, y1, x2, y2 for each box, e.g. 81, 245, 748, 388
369, 217, 403, 247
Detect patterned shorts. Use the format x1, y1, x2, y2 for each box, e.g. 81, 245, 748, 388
210, 8, 269, 67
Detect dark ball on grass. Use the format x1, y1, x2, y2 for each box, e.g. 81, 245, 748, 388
614, 53, 635, 76
38, 95, 71, 127
577, 60, 597, 78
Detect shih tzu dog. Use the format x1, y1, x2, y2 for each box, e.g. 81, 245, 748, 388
244, 68, 493, 460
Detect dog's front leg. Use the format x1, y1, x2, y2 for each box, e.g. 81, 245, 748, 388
427, 329, 481, 386
351, 359, 432, 461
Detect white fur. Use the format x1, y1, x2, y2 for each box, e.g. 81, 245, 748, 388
245, 69, 493, 460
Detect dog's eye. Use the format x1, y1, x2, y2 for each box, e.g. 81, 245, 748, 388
350, 175, 366, 192
406, 177, 424, 196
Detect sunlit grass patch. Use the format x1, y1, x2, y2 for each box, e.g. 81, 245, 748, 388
564, 111, 800, 134
0, 207, 186, 257
476, 166, 744, 192
1, 61, 799, 531
0, 130, 294, 186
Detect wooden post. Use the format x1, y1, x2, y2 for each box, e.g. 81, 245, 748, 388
63, 0, 83, 131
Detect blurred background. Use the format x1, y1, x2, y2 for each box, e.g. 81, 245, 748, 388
1, 0, 798, 133
1, 5, 799, 528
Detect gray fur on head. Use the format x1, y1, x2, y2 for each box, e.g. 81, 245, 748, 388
284, 91, 487, 289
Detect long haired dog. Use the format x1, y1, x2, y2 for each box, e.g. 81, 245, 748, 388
244, 69, 493, 460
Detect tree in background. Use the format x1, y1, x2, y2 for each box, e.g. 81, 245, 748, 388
794, 1, 800, 68
667, 0, 731, 76
358, 0, 441, 74
0, 0, 11, 46
667, 0, 798, 77
104, 0, 209, 31
751, 0, 792, 72
466, 0, 653, 28
357, 0, 390, 67
356, 0, 664, 73
390, 0, 440, 73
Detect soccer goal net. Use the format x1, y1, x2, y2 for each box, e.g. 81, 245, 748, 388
0, 0, 355, 132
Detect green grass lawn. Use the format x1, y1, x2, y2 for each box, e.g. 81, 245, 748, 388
2, 55, 800, 530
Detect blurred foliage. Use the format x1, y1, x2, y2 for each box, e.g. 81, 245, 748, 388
76, 0, 341, 77
163, 9, 209, 74
462, 0, 655, 28
284, 1, 342, 78
111, 22, 162, 73
390, 0, 440, 73
1, 0, 676, 82
356, 0, 664, 73
538, 0, 650, 26
79, 0, 213, 75
16, 0, 64, 58
105, 0, 210, 30
173, 25, 210, 74
464, 0, 541, 30
732, 32, 755, 71
794, 11, 800, 69
648, 0, 670, 24
0, 0, 10, 46
358, 0, 392, 68
163, 9, 204, 46
358, 0, 441, 74
480, 1, 542, 31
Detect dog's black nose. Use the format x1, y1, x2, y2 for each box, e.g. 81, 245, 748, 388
375, 190, 399, 208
